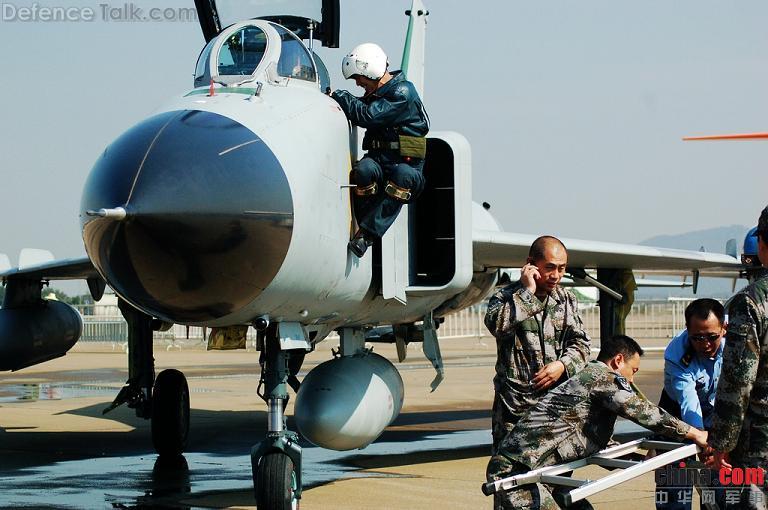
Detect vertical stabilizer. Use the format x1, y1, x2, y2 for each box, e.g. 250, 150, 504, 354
401, 0, 428, 98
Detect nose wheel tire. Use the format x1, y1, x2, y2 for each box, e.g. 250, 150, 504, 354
254, 452, 299, 510
151, 369, 190, 457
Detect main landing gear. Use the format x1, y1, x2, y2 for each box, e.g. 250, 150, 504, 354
104, 299, 190, 458
251, 323, 304, 510
105, 302, 304, 508
151, 368, 190, 456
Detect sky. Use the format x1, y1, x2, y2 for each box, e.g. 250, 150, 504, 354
0, 0, 766, 294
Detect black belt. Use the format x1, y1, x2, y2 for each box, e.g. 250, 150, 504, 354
363, 139, 399, 150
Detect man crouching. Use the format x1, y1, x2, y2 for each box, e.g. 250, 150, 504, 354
486, 335, 709, 509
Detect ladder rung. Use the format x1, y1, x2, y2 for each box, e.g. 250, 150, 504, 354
540, 475, 589, 488
589, 457, 639, 469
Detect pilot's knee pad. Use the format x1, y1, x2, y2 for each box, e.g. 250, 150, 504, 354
352, 157, 381, 186
384, 180, 413, 203
385, 163, 424, 202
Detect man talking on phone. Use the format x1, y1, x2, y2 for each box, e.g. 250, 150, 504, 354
484, 236, 591, 454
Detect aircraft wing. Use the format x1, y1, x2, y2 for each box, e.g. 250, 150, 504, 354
473, 230, 742, 275
0, 256, 98, 281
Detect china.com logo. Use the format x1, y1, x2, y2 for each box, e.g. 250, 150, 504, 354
656, 461, 765, 487
719, 466, 765, 486
655, 460, 765, 506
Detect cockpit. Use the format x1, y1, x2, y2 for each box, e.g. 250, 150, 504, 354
194, 20, 331, 91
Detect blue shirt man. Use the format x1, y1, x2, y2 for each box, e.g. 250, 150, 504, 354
663, 329, 724, 429
656, 298, 726, 510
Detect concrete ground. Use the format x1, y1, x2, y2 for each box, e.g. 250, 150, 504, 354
0, 336, 681, 509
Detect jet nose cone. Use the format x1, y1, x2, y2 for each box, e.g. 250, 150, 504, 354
81, 110, 293, 322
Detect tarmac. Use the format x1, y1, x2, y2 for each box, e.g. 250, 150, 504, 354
0, 336, 682, 509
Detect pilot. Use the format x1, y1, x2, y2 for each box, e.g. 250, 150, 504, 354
331, 43, 429, 257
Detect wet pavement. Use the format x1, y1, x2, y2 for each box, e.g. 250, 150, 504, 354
0, 346, 664, 509
0, 429, 492, 509
0, 347, 499, 508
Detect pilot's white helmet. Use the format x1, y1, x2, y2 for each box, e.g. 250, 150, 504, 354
342, 43, 388, 81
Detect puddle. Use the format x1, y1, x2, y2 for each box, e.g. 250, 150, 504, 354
0, 382, 220, 402
0, 383, 118, 402
0, 429, 491, 508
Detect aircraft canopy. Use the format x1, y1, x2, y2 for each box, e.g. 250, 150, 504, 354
194, 20, 328, 89
194, 0, 339, 47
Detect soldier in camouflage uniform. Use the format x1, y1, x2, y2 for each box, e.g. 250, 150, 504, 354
708, 207, 768, 509
485, 236, 591, 453
487, 335, 709, 510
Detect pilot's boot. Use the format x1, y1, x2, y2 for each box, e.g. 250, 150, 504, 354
348, 229, 375, 258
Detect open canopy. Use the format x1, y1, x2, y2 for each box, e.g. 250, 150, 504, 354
194, 0, 339, 47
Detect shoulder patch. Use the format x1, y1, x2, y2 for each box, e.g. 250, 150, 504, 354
392, 82, 412, 100
614, 374, 632, 392
680, 351, 693, 367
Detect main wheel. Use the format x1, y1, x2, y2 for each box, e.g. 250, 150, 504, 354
151, 368, 190, 457
254, 453, 299, 510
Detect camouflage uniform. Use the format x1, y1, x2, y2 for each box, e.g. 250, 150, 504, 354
487, 361, 691, 510
485, 281, 591, 452
709, 274, 768, 509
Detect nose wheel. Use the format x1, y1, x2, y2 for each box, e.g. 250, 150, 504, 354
151, 368, 190, 457
251, 323, 304, 508
254, 452, 299, 510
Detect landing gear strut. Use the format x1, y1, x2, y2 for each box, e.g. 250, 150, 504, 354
104, 299, 190, 457
251, 323, 303, 509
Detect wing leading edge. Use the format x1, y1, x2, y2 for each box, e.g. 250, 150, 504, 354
473, 230, 742, 275
0, 256, 98, 281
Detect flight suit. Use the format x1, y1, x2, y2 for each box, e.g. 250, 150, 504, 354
709, 274, 768, 509
487, 361, 692, 510
485, 281, 591, 452
331, 71, 429, 239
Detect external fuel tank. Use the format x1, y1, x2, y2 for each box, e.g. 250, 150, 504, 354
294, 351, 404, 450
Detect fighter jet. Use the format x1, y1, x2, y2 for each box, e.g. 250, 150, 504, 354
0, 0, 744, 508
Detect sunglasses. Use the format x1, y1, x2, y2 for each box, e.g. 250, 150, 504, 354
689, 333, 721, 343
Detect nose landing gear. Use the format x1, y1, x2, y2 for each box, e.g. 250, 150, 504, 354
251, 323, 305, 509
